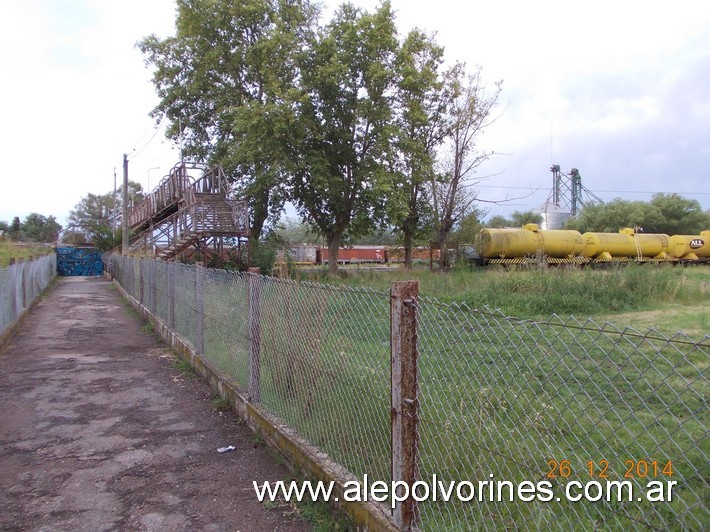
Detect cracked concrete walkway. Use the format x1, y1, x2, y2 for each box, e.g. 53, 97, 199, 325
0, 276, 310, 531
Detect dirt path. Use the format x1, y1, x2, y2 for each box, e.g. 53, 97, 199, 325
0, 276, 310, 531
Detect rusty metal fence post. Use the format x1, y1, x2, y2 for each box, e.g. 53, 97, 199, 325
248, 267, 261, 402
391, 280, 419, 530
195, 263, 205, 355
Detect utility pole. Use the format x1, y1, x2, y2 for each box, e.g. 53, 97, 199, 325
122, 154, 129, 254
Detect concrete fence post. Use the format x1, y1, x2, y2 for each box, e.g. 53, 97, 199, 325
20, 260, 29, 311
22, 255, 33, 308
247, 267, 261, 402
390, 280, 420, 530
195, 263, 205, 355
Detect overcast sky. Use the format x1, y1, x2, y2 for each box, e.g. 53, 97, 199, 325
1, 0, 708, 229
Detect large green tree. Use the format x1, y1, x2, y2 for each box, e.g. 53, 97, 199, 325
483, 210, 542, 229
9, 217, 21, 240
139, 0, 318, 255
388, 29, 453, 269
67, 182, 144, 251
290, 2, 399, 272
510, 210, 542, 227
22, 213, 62, 243
648, 193, 709, 234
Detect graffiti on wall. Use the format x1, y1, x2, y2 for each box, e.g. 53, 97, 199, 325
56, 247, 103, 276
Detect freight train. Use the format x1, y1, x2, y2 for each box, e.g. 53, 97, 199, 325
477, 224, 710, 265
286, 245, 437, 265
286, 225, 710, 267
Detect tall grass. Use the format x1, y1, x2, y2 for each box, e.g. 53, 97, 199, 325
0, 241, 53, 267
302, 265, 707, 318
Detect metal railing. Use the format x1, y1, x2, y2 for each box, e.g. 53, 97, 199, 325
0, 254, 56, 338
111, 255, 709, 530
127, 165, 249, 258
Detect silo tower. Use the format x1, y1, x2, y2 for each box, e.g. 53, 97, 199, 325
538, 165, 603, 229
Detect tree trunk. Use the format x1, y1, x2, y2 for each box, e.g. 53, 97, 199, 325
248, 188, 269, 266
402, 183, 420, 271
437, 225, 450, 272
439, 238, 449, 272
327, 229, 345, 275
403, 230, 413, 270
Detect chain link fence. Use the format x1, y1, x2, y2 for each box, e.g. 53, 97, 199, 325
111, 256, 708, 530
111, 256, 392, 485
416, 297, 708, 530
0, 254, 57, 338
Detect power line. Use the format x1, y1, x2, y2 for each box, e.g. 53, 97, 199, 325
475, 184, 708, 196
591, 189, 708, 196
127, 120, 166, 162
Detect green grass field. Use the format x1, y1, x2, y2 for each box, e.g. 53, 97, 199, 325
413, 298, 707, 529
274, 265, 708, 529
301, 264, 710, 337
0, 241, 54, 267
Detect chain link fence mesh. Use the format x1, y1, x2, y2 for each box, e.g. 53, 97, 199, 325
111, 256, 708, 530
0, 254, 56, 337
112, 256, 393, 483
255, 276, 391, 483
416, 297, 708, 530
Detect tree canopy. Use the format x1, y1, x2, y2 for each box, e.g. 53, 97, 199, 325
67, 182, 144, 251
0, 214, 62, 243
387, 28, 451, 267
139, 0, 319, 249
567, 194, 710, 234
140, 0, 503, 271
21, 213, 62, 243
289, 2, 399, 272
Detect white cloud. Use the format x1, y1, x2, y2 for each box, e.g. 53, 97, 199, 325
0, 0, 179, 226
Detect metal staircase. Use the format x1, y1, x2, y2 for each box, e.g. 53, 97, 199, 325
126, 163, 249, 261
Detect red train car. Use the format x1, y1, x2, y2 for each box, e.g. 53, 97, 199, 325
388, 246, 440, 262
316, 246, 387, 264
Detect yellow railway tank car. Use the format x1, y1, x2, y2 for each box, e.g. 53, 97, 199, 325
668, 231, 710, 260
581, 228, 670, 260
480, 224, 583, 259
